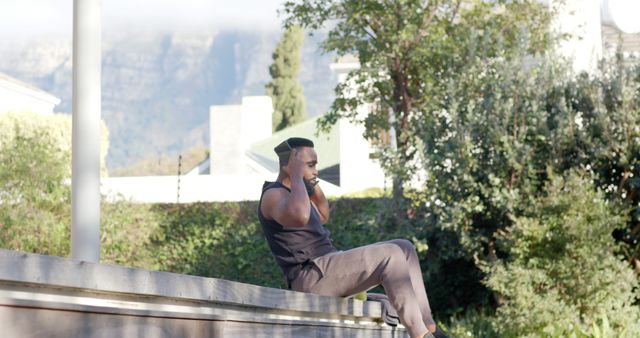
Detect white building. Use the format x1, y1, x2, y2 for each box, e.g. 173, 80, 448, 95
0, 72, 61, 114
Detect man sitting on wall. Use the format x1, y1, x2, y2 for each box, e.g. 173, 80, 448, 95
257, 137, 448, 338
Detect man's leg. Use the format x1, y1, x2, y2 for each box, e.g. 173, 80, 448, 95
291, 242, 430, 338
385, 239, 436, 329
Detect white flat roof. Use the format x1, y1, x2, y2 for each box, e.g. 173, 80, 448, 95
0, 72, 61, 106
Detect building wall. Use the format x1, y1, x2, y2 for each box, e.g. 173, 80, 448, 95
330, 57, 388, 194
601, 24, 640, 55
338, 114, 387, 194
102, 174, 266, 203
553, 0, 640, 72
209, 96, 272, 175
554, 0, 603, 73
210, 104, 243, 175
239, 96, 273, 151
101, 174, 342, 203
600, 0, 640, 36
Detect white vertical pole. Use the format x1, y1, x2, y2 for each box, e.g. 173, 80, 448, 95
72, 0, 101, 262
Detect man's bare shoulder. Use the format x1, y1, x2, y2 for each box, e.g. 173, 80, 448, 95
261, 186, 289, 220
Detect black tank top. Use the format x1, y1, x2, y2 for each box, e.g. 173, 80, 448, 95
257, 181, 337, 286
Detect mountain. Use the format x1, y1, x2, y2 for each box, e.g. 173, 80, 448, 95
0, 30, 338, 172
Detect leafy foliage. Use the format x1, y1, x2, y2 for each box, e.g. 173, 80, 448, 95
100, 200, 160, 267
266, 25, 308, 131
0, 113, 157, 268
0, 130, 71, 255
0, 112, 109, 176
445, 307, 497, 338
150, 202, 285, 286
586, 54, 640, 272
408, 46, 640, 333
485, 171, 640, 337
149, 198, 427, 289
415, 51, 640, 270
146, 195, 486, 324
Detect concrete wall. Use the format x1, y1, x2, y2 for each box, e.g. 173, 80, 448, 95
0, 249, 407, 338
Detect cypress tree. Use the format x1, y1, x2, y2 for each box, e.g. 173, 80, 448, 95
266, 25, 307, 131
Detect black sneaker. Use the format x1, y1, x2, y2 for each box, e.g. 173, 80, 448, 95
423, 327, 450, 338
433, 327, 449, 338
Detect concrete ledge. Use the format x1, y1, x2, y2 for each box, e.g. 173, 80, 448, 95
0, 249, 407, 338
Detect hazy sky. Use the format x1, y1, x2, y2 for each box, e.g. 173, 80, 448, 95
0, 0, 287, 39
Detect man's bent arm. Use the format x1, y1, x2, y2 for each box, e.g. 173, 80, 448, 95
310, 183, 330, 224
263, 183, 311, 227
264, 149, 312, 227
285, 170, 312, 225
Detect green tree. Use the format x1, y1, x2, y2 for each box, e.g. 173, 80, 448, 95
284, 0, 553, 202
266, 25, 307, 131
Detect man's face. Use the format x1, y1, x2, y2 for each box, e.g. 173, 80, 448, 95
295, 146, 319, 182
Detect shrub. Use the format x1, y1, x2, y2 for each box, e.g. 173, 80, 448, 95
0, 130, 70, 255
445, 308, 497, 338
0, 113, 157, 268
485, 171, 640, 337
148, 197, 444, 293
100, 200, 160, 268
0, 112, 109, 176
150, 202, 286, 287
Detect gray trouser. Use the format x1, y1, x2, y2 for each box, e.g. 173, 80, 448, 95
291, 239, 434, 338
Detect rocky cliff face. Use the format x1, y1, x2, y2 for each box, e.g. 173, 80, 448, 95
0, 31, 337, 171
